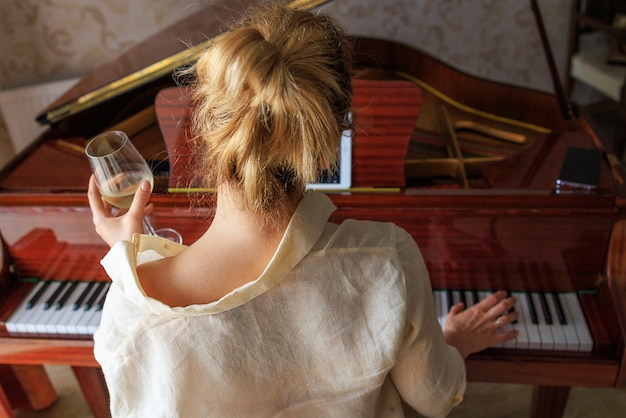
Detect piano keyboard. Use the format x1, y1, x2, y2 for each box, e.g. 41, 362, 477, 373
4, 281, 594, 353
434, 290, 594, 352
6, 280, 110, 338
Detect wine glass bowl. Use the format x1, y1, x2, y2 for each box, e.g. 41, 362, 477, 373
86, 131, 183, 244
85, 131, 154, 209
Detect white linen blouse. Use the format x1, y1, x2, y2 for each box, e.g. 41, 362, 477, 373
93, 191, 466, 418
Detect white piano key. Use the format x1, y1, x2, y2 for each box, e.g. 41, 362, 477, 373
64, 283, 98, 335
561, 293, 594, 352
517, 292, 542, 350
76, 310, 98, 335
6, 281, 46, 335
56, 282, 92, 335
478, 290, 493, 304
552, 293, 582, 351
544, 293, 569, 351
500, 322, 518, 349
40, 281, 80, 336
87, 310, 104, 335
34, 281, 68, 334
12, 281, 55, 334
451, 290, 461, 307
75, 283, 107, 335
531, 292, 554, 350
463, 290, 476, 308
65, 308, 90, 336
21, 282, 60, 334
86, 283, 110, 334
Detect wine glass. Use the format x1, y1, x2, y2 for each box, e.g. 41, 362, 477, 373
85, 130, 183, 244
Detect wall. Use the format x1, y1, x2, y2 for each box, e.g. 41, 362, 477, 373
0, 0, 206, 89
0, 0, 571, 92
323, 0, 571, 93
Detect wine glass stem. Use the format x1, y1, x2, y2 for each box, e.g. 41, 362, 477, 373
142, 217, 157, 236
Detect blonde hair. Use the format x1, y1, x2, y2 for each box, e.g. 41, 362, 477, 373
187, 2, 353, 227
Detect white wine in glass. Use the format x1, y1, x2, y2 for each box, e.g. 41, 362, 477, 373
85, 130, 182, 243
99, 172, 154, 209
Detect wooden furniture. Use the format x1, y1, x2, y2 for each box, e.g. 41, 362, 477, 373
0, 1, 625, 417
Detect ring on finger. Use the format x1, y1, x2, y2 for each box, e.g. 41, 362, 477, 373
495, 316, 502, 327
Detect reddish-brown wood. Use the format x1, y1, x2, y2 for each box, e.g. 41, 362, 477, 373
0, 364, 56, 414
608, 219, 626, 386
0, 385, 11, 418
353, 37, 574, 135
72, 366, 110, 418
0, 338, 96, 366
530, 386, 571, 418
0, 341, 108, 417
156, 79, 424, 189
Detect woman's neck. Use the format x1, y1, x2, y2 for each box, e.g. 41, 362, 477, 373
210, 184, 299, 239
136, 186, 300, 307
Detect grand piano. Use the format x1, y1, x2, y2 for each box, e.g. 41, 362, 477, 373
1, 0, 625, 417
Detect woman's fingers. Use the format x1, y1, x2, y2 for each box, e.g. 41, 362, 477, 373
87, 175, 108, 219
87, 176, 152, 247
491, 310, 520, 330
127, 180, 152, 217
473, 291, 516, 321
443, 290, 519, 358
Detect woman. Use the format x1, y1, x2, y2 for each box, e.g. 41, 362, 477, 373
88, 3, 518, 417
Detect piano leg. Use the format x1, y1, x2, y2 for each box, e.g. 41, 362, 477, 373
530, 385, 571, 418
72, 366, 110, 418
0, 364, 56, 415
0, 387, 11, 418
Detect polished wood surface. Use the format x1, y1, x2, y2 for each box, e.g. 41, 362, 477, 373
0, 365, 56, 413
0, 4, 625, 417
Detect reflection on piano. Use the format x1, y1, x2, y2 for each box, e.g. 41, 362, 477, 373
0, 0, 625, 417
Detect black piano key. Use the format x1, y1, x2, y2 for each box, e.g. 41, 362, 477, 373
552, 292, 567, 325
44, 281, 68, 310
85, 282, 107, 311
506, 290, 518, 324
73, 281, 95, 311
96, 284, 109, 311
56, 281, 79, 310
459, 290, 467, 307
472, 289, 480, 305
446, 289, 454, 309
26, 281, 52, 309
506, 290, 516, 313
526, 292, 538, 324
538, 292, 553, 325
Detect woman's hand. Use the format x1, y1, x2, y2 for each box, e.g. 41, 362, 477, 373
87, 175, 153, 247
443, 290, 519, 359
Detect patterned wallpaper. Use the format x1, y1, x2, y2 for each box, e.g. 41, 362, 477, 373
0, 0, 572, 93
0, 0, 206, 89
324, 0, 571, 93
